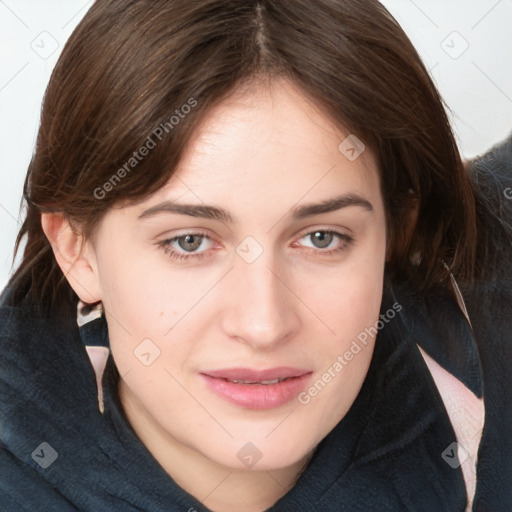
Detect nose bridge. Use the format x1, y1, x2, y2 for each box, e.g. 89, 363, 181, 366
220, 245, 298, 348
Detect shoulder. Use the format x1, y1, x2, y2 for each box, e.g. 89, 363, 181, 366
0, 287, 103, 451
467, 133, 512, 235
460, 136, 512, 509
0, 289, 112, 509
468, 133, 512, 191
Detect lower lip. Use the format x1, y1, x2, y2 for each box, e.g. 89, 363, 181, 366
200, 373, 313, 410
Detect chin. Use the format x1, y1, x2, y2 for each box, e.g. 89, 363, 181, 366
199, 432, 315, 472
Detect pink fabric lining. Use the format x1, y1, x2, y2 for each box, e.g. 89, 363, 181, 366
418, 345, 485, 512
85, 346, 109, 414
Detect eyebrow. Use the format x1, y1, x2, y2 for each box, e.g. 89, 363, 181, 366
137, 193, 373, 223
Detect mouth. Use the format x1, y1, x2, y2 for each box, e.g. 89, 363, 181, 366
222, 377, 289, 385
200, 367, 312, 410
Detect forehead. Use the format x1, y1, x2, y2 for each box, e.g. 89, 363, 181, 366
133, 78, 381, 218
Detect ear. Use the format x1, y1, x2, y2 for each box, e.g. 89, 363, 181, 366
41, 212, 101, 304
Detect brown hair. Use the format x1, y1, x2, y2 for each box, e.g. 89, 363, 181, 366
7, 0, 477, 318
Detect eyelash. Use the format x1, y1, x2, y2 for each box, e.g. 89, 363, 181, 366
157, 229, 354, 263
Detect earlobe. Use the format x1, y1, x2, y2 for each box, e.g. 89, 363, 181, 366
41, 213, 102, 304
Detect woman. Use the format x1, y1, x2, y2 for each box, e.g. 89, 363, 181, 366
0, 0, 510, 510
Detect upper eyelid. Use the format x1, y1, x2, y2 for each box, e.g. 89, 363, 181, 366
296, 226, 351, 239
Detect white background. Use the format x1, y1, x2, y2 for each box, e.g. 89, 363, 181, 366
1, 0, 511, 290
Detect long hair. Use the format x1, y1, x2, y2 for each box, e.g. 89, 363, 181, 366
6, 0, 477, 318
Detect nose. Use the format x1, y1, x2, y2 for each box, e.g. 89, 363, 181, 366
220, 250, 301, 351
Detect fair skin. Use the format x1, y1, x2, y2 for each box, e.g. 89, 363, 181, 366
42, 77, 387, 511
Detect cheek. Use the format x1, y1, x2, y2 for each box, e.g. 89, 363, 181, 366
96, 242, 169, 326
304, 232, 386, 345
299, 250, 385, 420
93, 249, 171, 374
98, 245, 216, 333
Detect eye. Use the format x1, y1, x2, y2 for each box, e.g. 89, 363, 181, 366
294, 229, 354, 255
157, 228, 354, 264
157, 231, 215, 262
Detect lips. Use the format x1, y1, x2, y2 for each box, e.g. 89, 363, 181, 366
200, 367, 312, 410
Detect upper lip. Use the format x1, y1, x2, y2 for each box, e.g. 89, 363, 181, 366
202, 367, 311, 381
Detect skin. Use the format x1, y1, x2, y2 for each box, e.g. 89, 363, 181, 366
43, 77, 388, 512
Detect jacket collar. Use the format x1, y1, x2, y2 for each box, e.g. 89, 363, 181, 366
390, 280, 483, 398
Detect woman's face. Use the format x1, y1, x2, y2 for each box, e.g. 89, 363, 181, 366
88, 78, 387, 472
